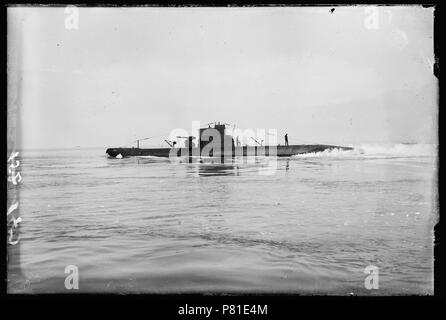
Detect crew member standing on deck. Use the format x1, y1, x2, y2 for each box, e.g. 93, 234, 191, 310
285, 133, 289, 146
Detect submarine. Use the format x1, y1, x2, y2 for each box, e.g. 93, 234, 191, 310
106, 122, 353, 158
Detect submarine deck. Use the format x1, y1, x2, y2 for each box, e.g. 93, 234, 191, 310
106, 145, 353, 158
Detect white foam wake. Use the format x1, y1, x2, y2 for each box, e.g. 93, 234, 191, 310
292, 143, 437, 159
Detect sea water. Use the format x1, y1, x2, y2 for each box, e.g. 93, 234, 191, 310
7, 144, 437, 295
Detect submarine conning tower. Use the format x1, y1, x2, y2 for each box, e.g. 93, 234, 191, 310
198, 122, 234, 157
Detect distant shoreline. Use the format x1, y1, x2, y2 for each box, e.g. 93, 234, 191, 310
14, 142, 438, 153
14, 146, 106, 152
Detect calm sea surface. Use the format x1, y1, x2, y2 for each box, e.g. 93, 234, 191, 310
7, 144, 437, 295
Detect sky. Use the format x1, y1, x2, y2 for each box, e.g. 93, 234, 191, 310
8, 6, 437, 149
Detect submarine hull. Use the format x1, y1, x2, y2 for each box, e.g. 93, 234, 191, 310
106, 145, 353, 158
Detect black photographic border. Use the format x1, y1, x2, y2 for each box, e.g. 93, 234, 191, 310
0, 2, 442, 315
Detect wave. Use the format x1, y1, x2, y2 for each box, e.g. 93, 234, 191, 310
292, 143, 437, 159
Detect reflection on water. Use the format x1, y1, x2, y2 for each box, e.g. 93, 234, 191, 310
197, 164, 239, 177
134, 156, 280, 177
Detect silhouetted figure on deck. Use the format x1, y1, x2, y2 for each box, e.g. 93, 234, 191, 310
285, 133, 289, 146
185, 136, 195, 149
